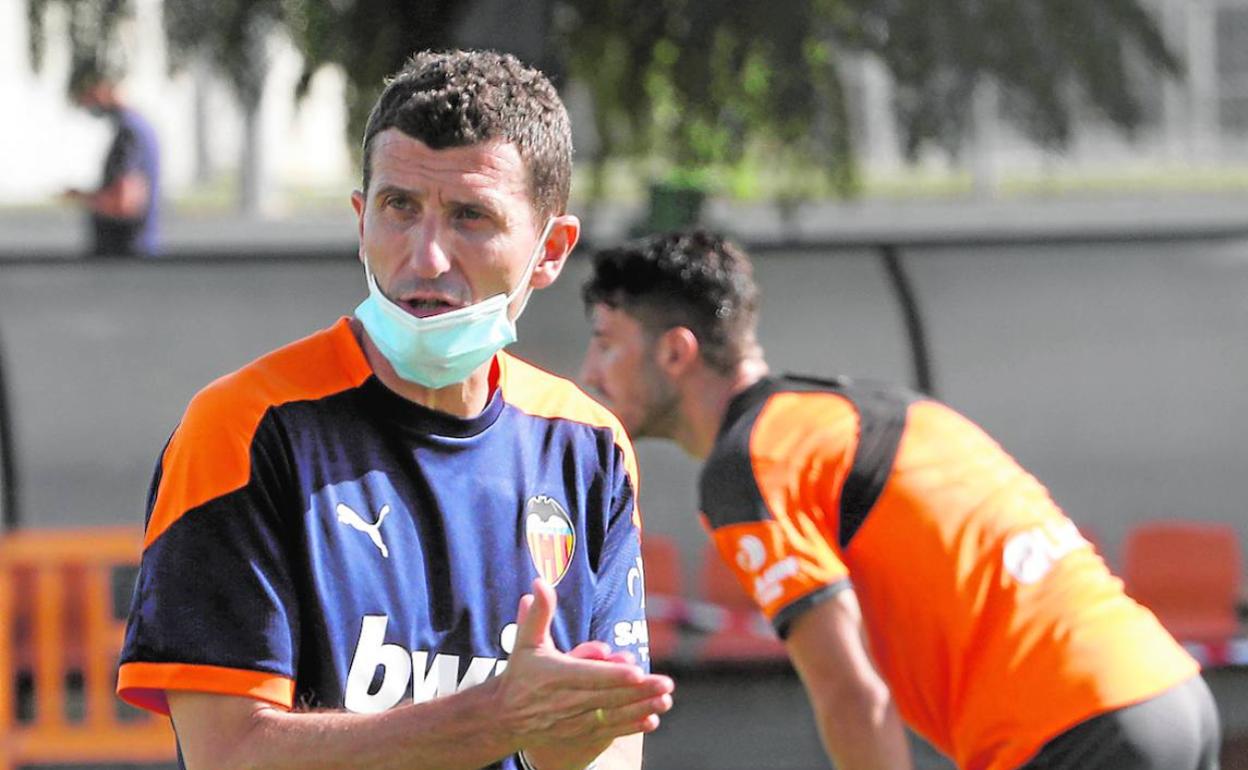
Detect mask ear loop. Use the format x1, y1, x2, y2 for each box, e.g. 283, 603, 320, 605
506, 217, 557, 321
361, 255, 382, 296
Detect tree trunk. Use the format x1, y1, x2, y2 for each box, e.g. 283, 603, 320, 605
238, 95, 265, 216
192, 57, 213, 186
969, 78, 1000, 199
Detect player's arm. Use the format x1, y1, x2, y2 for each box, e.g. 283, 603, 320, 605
96, 170, 150, 219
171, 686, 514, 770
69, 170, 149, 219
170, 581, 671, 770
784, 587, 913, 770
576, 732, 643, 769
521, 723, 643, 770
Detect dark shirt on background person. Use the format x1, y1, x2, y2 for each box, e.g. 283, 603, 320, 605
92, 106, 160, 257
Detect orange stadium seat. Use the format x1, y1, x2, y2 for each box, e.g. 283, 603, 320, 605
693, 544, 789, 663
639, 534, 686, 664
0, 528, 176, 770
1122, 521, 1244, 645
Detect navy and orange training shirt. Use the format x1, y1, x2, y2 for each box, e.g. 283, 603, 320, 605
699, 375, 1199, 770
117, 318, 649, 770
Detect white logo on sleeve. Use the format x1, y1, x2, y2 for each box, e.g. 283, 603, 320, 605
735, 534, 767, 573
733, 533, 797, 605
1002, 519, 1090, 584
627, 555, 646, 609
336, 502, 392, 558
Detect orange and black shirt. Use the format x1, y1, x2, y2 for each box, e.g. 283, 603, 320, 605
699, 375, 1199, 770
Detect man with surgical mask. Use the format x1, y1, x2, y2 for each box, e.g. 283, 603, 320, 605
117, 50, 672, 770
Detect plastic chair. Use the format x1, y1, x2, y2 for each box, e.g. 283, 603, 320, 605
0, 528, 176, 769
693, 544, 789, 663
1122, 521, 1243, 644
639, 534, 686, 664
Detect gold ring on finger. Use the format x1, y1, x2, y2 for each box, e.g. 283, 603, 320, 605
595, 707, 607, 725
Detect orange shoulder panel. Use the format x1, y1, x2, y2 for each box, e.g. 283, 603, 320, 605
143, 318, 373, 550
749, 391, 859, 533
497, 353, 642, 527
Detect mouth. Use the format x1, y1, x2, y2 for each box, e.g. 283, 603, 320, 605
398, 294, 465, 318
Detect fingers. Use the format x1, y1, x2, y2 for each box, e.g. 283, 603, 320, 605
503, 579, 677, 751
597, 690, 673, 735
551, 690, 674, 743
566, 640, 633, 664
530, 654, 649, 689
540, 670, 674, 718
513, 579, 555, 651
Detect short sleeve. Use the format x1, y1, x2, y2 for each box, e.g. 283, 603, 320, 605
117, 410, 300, 715
698, 393, 859, 638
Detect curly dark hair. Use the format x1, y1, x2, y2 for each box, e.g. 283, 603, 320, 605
583, 229, 761, 373
361, 49, 573, 218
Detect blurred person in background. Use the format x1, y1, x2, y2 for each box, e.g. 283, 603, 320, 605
579, 228, 1220, 770
63, 61, 160, 257
115, 49, 671, 770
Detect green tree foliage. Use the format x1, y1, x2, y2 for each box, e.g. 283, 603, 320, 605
29, 0, 1181, 203
163, 0, 284, 110
555, 0, 1180, 197
27, 0, 132, 83
282, 0, 466, 162
32, 0, 465, 157
827, 0, 1180, 156
164, 0, 462, 205
550, 0, 670, 200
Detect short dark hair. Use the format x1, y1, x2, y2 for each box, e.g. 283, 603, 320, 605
583, 229, 761, 373
68, 56, 116, 97
360, 49, 573, 219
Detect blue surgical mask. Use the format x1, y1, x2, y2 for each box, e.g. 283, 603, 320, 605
354, 219, 554, 389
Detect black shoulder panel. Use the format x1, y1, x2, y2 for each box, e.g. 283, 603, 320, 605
698, 378, 784, 529
781, 375, 917, 548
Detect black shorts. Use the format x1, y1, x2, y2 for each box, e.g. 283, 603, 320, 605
1017, 674, 1221, 770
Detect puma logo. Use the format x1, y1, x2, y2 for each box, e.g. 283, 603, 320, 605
336, 502, 392, 558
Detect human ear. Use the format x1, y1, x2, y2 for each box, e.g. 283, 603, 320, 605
655, 327, 700, 377
529, 215, 581, 289
351, 190, 366, 263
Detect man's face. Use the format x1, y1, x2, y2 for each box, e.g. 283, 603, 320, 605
351, 129, 566, 319
581, 304, 680, 439
73, 83, 108, 115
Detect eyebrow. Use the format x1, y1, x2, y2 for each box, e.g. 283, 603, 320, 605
371, 183, 506, 220
372, 183, 419, 201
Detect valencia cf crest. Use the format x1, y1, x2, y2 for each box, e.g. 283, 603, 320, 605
524, 495, 575, 586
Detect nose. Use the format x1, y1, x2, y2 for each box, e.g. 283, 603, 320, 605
578, 353, 602, 395
408, 221, 452, 279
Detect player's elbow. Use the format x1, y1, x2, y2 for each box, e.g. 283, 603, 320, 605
169, 691, 281, 770
806, 678, 903, 770
808, 671, 896, 738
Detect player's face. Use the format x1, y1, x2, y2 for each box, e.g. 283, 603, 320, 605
581, 304, 680, 439
351, 129, 573, 317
